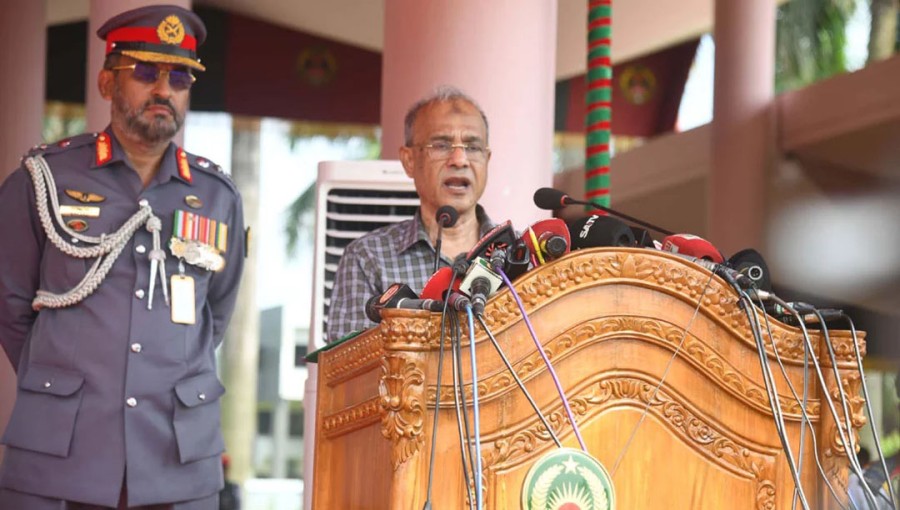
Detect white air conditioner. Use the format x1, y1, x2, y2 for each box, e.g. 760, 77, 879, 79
308, 160, 419, 351
302, 160, 418, 510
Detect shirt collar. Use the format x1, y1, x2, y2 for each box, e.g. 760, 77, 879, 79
398, 204, 496, 254
91, 126, 189, 185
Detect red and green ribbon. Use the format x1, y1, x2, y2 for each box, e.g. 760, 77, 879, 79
585, 0, 611, 208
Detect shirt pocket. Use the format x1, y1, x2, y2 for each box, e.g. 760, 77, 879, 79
172, 371, 226, 463
1, 363, 85, 457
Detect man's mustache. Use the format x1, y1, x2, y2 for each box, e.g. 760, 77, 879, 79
142, 98, 176, 116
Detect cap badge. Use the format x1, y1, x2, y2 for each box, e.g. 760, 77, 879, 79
157, 15, 186, 45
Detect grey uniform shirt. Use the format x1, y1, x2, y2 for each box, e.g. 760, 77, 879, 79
0, 129, 245, 507
326, 205, 494, 343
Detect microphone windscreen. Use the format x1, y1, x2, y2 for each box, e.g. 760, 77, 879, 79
466, 220, 517, 262
567, 215, 635, 249
365, 295, 382, 323
420, 267, 461, 300
435, 205, 459, 228
522, 218, 571, 265
661, 234, 725, 264
728, 248, 772, 292
533, 188, 569, 210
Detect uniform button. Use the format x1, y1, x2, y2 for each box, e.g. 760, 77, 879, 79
43, 381, 52, 388
126, 397, 137, 408
71, 237, 79, 244
135, 245, 146, 254
198, 393, 206, 401
135, 289, 145, 299
130, 343, 142, 353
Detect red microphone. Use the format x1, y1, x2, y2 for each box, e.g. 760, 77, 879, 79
521, 218, 570, 266
661, 234, 725, 264
420, 266, 462, 301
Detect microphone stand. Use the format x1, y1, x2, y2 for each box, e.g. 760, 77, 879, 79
572, 197, 674, 236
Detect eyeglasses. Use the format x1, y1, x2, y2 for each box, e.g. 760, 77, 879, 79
110, 62, 196, 91
416, 141, 490, 161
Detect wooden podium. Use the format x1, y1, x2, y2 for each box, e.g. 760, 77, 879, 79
311, 248, 866, 509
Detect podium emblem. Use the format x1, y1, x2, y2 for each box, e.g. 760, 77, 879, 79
521, 448, 615, 510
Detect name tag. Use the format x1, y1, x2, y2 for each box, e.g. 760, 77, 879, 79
60, 205, 100, 218
170, 275, 196, 325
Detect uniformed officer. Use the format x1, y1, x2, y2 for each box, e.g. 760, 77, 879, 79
0, 5, 244, 509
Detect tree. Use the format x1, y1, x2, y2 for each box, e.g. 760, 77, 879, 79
775, 0, 857, 93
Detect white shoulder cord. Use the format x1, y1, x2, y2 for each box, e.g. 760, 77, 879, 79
24, 155, 161, 310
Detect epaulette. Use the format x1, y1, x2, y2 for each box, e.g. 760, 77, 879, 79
183, 149, 238, 193
22, 132, 98, 160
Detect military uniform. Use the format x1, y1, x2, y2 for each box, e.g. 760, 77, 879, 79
0, 128, 244, 508
0, 5, 244, 509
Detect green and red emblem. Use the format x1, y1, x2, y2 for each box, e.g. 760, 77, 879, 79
522, 448, 615, 510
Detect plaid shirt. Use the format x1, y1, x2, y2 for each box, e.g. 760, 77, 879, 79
326, 205, 495, 343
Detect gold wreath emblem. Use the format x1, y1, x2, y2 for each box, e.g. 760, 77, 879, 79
157, 15, 185, 45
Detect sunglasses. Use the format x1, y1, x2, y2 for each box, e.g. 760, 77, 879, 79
110, 62, 196, 91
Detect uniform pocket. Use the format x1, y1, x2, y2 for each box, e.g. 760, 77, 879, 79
1, 363, 85, 457
173, 371, 226, 463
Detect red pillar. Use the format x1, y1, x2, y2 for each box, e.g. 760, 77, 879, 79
0, 0, 45, 467
0, 1, 46, 183
710, 0, 777, 255
380, 0, 558, 228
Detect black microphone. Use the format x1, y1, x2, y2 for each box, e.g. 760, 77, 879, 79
433, 206, 459, 273
365, 283, 444, 323
728, 248, 772, 292
567, 215, 635, 249
534, 187, 675, 236
446, 291, 472, 311
469, 276, 492, 316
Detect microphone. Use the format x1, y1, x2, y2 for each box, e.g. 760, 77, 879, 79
420, 266, 462, 301
668, 253, 749, 288
433, 205, 459, 274
661, 234, 725, 264
534, 187, 675, 236
465, 220, 517, 262
365, 283, 444, 323
459, 257, 503, 316
521, 218, 570, 266
728, 248, 771, 292
567, 215, 635, 249
446, 292, 473, 311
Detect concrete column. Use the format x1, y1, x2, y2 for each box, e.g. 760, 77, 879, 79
87, 0, 190, 145
0, 0, 45, 466
381, 0, 558, 228
220, 116, 261, 484
0, 0, 45, 182
710, 0, 777, 255
271, 397, 289, 478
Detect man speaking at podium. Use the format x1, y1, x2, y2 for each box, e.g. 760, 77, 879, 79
327, 87, 498, 342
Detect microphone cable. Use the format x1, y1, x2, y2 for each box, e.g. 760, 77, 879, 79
449, 307, 477, 509
807, 308, 872, 488
475, 314, 563, 448
806, 306, 887, 510
737, 288, 813, 510
749, 292, 849, 510
754, 292, 878, 509
495, 268, 588, 452
422, 267, 464, 510
842, 313, 897, 509
465, 304, 484, 510
609, 270, 715, 478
